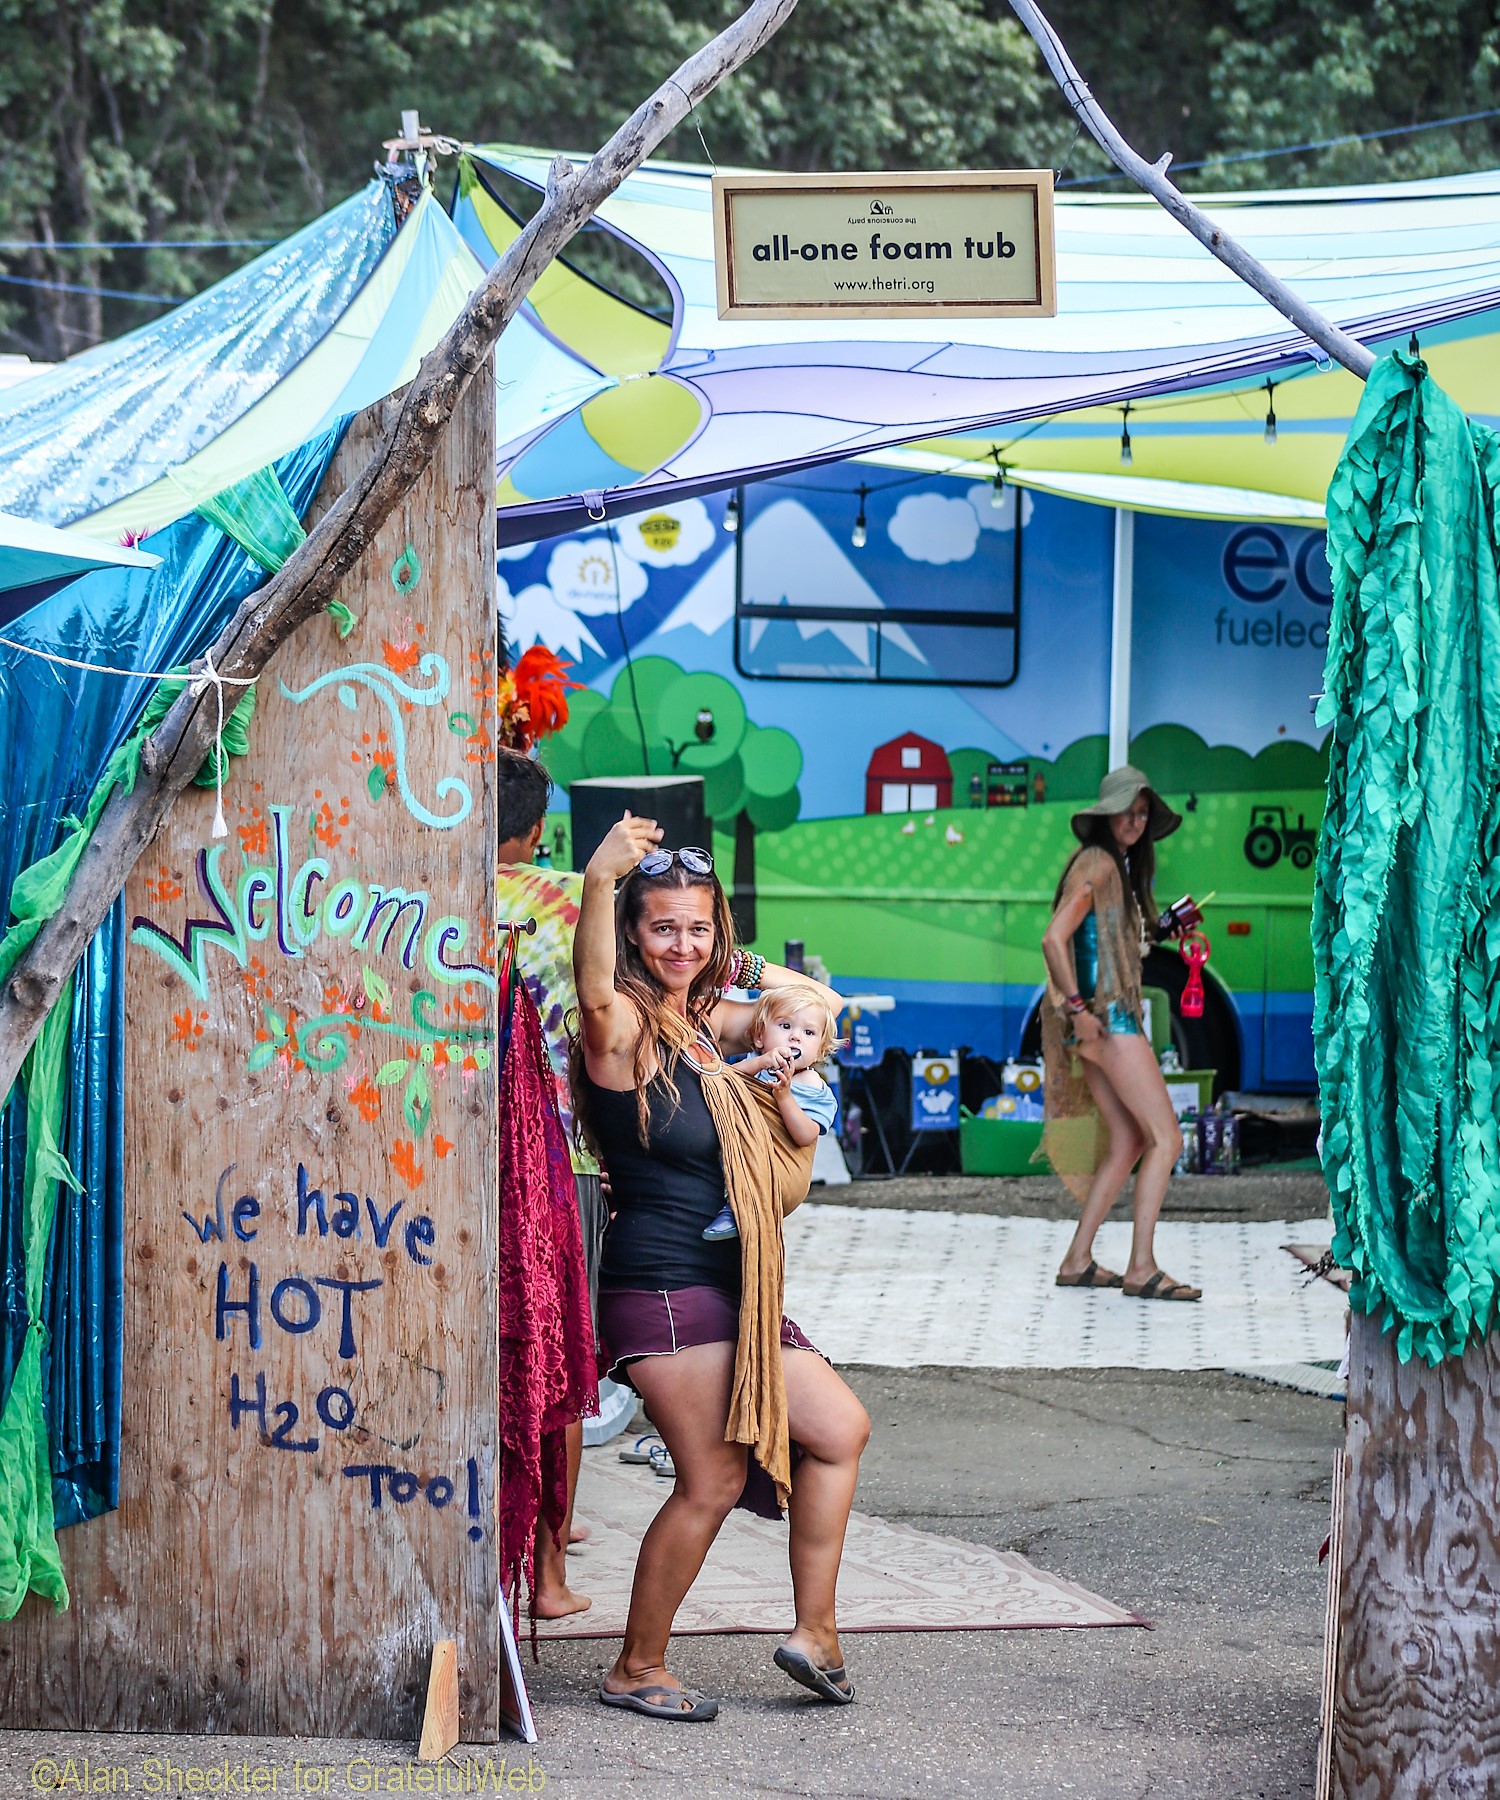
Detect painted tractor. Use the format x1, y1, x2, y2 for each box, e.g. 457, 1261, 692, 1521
1243, 803, 1318, 871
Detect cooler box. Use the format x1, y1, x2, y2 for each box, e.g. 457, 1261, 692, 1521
959, 1110, 1050, 1176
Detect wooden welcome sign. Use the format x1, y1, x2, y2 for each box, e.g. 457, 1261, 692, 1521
0, 370, 503, 1738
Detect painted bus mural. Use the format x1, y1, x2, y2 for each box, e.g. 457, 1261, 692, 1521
499, 461, 1331, 1093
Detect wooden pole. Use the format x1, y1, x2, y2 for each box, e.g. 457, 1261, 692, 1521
0, 0, 800, 1107
1335, 1314, 1500, 1796
1004, 0, 1377, 382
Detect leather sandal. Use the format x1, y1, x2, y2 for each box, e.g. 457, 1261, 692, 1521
1055, 1259, 1124, 1289
1123, 1269, 1202, 1302
598, 1681, 718, 1721
774, 1645, 855, 1704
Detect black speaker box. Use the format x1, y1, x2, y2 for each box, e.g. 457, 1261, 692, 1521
568, 775, 707, 871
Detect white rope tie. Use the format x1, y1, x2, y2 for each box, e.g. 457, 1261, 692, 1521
201, 649, 229, 837
0, 632, 256, 836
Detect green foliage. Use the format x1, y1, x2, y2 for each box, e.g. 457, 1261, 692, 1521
1032, 734, 1110, 803
1020, 725, 1329, 801
1046, 0, 1500, 188
546, 652, 800, 827
5, 1, 1497, 355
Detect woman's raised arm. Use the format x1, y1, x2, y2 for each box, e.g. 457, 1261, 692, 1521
574, 813, 662, 1061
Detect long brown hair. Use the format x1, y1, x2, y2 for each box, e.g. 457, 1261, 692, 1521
1055, 817, 1160, 938
569, 860, 737, 1148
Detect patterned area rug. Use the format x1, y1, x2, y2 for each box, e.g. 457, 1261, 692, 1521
535, 1451, 1144, 1640
780, 1207, 1344, 1370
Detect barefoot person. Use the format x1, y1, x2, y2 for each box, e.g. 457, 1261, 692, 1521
496, 749, 600, 1619
1041, 766, 1202, 1302
574, 816, 870, 1721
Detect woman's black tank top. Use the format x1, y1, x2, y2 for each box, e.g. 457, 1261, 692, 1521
588, 1051, 741, 1295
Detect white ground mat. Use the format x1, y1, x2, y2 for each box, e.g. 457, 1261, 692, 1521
537, 1452, 1142, 1639
781, 1205, 1344, 1370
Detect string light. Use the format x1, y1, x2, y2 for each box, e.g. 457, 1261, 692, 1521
1119, 402, 1133, 468
1263, 379, 1278, 445
722, 491, 739, 533
989, 449, 1008, 509
851, 483, 869, 550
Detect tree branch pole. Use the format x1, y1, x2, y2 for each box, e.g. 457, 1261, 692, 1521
0, 0, 800, 1107
1006, 0, 1377, 382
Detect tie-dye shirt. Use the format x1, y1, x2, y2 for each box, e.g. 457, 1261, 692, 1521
497, 864, 599, 1176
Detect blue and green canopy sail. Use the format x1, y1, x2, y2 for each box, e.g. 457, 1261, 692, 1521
1314, 350, 1500, 1364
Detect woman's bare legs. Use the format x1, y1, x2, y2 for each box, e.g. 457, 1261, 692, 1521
532, 1418, 590, 1618
1065, 1034, 1185, 1284
602, 1342, 746, 1706
778, 1348, 871, 1678
1057, 1053, 1146, 1282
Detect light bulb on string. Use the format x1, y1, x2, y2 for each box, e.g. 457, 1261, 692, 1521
722, 491, 740, 533
1119, 402, 1133, 469
851, 483, 869, 550
989, 449, 1007, 510
1263, 379, 1278, 446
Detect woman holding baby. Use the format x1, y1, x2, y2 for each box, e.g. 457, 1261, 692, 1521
571, 813, 868, 1722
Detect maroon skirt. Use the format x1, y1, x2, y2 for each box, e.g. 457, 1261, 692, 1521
597, 1284, 826, 1519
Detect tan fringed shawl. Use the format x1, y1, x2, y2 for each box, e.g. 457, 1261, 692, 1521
1039, 845, 1146, 1203
697, 1062, 816, 1511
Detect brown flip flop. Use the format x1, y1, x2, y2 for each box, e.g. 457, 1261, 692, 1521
1055, 1259, 1124, 1289
1123, 1269, 1202, 1302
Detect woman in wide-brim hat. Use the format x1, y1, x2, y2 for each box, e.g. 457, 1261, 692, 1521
1039, 765, 1202, 1301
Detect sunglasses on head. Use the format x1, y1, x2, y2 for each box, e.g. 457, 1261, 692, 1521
637, 846, 714, 877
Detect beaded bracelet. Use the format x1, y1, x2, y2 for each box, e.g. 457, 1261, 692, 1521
735, 950, 766, 990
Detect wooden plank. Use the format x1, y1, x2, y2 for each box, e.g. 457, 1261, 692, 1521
0, 365, 501, 1740
1335, 1311, 1500, 1796
418, 1639, 460, 1761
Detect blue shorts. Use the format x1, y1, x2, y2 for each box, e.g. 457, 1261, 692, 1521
1068, 1001, 1141, 1044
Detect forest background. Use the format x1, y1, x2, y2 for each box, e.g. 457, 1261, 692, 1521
2, 0, 1498, 362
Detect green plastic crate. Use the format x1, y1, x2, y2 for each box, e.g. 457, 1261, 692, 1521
959, 1112, 1050, 1176
1162, 1068, 1216, 1117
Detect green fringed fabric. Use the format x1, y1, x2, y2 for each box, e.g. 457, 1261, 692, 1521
193, 461, 354, 638
1314, 350, 1500, 1365
0, 990, 79, 1615
192, 465, 307, 573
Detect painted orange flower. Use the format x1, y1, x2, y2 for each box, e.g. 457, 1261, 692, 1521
349, 1078, 380, 1122
390, 1139, 424, 1188
238, 811, 268, 857
147, 865, 183, 904
170, 1008, 205, 1049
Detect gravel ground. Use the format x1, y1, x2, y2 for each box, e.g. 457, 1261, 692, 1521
2, 1365, 1341, 1800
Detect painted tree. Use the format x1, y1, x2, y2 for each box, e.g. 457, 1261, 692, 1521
546, 654, 800, 939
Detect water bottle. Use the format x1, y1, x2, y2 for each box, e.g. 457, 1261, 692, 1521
1174, 1109, 1200, 1176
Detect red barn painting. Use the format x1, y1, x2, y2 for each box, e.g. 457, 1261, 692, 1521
865, 732, 954, 815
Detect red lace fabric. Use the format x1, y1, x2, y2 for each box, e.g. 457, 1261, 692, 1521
496, 979, 598, 1638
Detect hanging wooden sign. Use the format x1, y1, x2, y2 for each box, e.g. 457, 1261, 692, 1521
712, 169, 1057, 320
